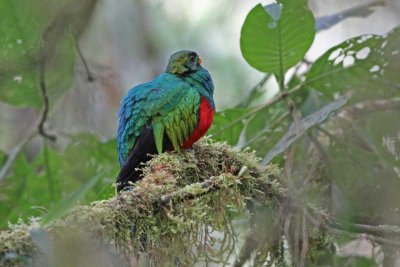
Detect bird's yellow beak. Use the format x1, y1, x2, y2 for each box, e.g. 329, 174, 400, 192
198, 57, 203, 65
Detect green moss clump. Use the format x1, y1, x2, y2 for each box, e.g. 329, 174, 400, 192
0, 140, 283, 266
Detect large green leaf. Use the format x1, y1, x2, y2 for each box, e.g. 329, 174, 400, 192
240, 1, 315, 77
305, 26, 400, 102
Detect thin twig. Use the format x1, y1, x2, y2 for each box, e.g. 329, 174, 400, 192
327, 228, 400, 247
305, 209, 400, 247
329, 219, 400, 238
273, 58, 302, 183
238, 74, 270, 107
38, 60, 56, 141
240, 111, 290, 148
337, 97, 400, 119
73, 34, 94, 82
293, 215, 300, 266
282, 95, 301, 184
299, 209, 309, 267
302, 59, 313, 66
213, 85, 302, 137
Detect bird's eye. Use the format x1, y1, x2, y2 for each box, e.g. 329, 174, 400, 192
189, 54, 196, 62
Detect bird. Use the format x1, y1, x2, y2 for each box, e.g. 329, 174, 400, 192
116, 50, 215, 192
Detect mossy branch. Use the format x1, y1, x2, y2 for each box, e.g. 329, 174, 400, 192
0, 141, 283, 266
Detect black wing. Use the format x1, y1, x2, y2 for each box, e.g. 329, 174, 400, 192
116, 123, 172, 192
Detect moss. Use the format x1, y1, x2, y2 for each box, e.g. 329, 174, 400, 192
0, 219, 37, 266
0, 140, 283, 266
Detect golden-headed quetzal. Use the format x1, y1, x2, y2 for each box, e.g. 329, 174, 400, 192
116, 50, 215, 192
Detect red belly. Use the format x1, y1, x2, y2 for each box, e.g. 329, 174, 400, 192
182, 96, 215, 149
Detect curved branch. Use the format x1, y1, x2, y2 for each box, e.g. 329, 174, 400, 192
38, 60, 56, 142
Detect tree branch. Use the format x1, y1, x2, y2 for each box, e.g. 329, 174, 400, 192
0, 142, 282, 266
38, 60, 56, 142
337, 97, 400, 119
328, 219, 400, 238
73, 34, 94, 82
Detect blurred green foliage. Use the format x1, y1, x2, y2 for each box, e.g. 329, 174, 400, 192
0, 0, 74, 107
0, 135, 117, 228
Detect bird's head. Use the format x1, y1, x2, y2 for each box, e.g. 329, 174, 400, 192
165, 50, 203, 75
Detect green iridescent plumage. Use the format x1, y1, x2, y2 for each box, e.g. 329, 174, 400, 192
117, 51, 214, 167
